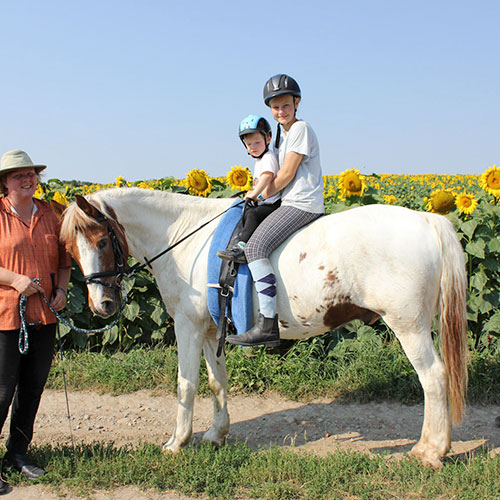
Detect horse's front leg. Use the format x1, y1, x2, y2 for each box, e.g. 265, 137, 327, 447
202, 327, 229, 447
163, 315, 204, 453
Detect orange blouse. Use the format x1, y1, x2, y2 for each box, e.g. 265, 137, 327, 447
0, 197, 72, 330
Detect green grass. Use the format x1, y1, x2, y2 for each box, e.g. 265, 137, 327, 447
3, 441, 498, 500
47, 334, 500, 405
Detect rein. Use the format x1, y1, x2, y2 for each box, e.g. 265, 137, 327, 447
83, 194, 245, 283
126, 196, 246, 277
17, 193, 247, 353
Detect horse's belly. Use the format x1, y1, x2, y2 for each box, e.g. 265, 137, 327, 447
272, 242, 380, 340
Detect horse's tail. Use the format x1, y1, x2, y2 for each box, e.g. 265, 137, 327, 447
426, 213, 468, 426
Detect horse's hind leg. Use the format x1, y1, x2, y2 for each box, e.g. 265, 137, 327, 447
384, 316, 451, 468
163, 316, 204, 453
202, 330, 230, 447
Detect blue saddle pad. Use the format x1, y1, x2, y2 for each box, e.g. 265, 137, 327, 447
207, 201, 253, 335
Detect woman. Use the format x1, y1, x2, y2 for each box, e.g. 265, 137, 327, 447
226, 74, 324, 347
0, 150, 71, 490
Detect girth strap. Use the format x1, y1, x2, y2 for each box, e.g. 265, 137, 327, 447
215, 210, 247, 357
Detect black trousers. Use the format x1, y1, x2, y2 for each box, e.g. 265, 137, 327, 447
238, 200, 281, 243
0, 324, 56, 456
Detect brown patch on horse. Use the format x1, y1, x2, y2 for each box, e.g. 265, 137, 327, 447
318, 265, 324, 270
326, 271, 337, 282
323, 301, 379, 330
279, 320, 289, 328
60, 198, 129, 275
299, 252, 307, 263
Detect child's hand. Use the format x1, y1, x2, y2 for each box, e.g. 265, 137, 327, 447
245, 190, 257, 200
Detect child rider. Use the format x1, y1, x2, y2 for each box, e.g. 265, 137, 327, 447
217, 115, 281, 264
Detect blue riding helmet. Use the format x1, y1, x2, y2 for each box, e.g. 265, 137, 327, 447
238, 115, 272, 159
239, 114, 272, 139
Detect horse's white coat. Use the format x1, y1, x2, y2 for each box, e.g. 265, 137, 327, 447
60, 188, 468, 467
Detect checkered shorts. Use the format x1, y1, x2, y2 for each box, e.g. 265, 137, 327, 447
245, 205, 322, 263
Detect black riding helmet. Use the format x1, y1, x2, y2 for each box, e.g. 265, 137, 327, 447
263, 74, 301, 107
239, 114, 272, 159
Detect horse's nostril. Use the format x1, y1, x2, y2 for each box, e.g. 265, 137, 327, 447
101, 299, 117, 315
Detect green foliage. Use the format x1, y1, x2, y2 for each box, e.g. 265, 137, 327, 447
447, 196, 500, 349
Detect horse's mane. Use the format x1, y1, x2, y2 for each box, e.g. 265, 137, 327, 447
60, 202, 100, 243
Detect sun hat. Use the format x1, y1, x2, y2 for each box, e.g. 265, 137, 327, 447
0, 150, 47, 176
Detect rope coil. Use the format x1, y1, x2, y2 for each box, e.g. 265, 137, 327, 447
19, 280, 127, 355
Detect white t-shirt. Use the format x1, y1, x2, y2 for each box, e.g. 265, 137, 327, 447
253, 150, 281, 205
275, 120, 324, 214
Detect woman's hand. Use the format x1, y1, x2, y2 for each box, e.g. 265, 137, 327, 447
11, 274, 44, 296
50, 287, 67, 312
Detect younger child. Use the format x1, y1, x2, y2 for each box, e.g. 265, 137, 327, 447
217, 115, 281, 263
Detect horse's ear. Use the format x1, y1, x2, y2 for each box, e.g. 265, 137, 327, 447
50, 200, 66, 219
75, 194, 103, 219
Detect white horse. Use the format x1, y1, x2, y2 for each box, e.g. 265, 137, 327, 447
58, 187, 468, 468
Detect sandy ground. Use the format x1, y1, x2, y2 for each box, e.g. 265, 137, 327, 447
1, 390, 499, 499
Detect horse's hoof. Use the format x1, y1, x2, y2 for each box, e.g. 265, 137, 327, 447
162, 442, 181, 454
410, 447, 443, 469
202, 428, 227, 448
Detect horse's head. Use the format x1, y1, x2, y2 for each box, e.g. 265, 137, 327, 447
60, 195, 129, 318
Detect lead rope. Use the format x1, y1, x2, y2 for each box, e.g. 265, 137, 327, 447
50, 273, 74, 450
18, 279, 127, 450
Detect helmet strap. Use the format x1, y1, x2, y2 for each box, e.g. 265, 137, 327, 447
274, 123, 281, 150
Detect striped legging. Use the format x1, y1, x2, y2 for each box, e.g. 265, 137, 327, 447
244, 205, 323, 263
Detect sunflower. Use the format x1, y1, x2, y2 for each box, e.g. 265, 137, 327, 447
226, 165, 252, 191
33, 185, 44, 199
116, 176, 127, 188
382, 194, 397, 205
185, 169, 212, 196
425, 189, 456, 214
51, 190, 68, 206
479, 165, 500, 198
455, 192, 478, 216
338, 169, 367, 197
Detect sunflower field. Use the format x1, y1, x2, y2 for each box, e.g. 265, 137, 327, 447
34, 164, 500, 352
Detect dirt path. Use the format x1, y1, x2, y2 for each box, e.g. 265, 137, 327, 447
2, 390, 499, 499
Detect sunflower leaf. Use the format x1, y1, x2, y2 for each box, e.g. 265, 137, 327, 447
465, 240, 485, 259
460, 219, 479, 239
470, 271, 488, 291
483, 312, 500, 334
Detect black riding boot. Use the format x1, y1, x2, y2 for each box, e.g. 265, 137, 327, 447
226, 313, 280, 347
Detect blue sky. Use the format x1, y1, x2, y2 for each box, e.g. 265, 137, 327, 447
1, 0, 498, 183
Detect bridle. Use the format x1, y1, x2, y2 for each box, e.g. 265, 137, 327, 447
82, 212, 127, 291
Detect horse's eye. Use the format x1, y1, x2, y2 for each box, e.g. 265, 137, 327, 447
97, 238, 107, 250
